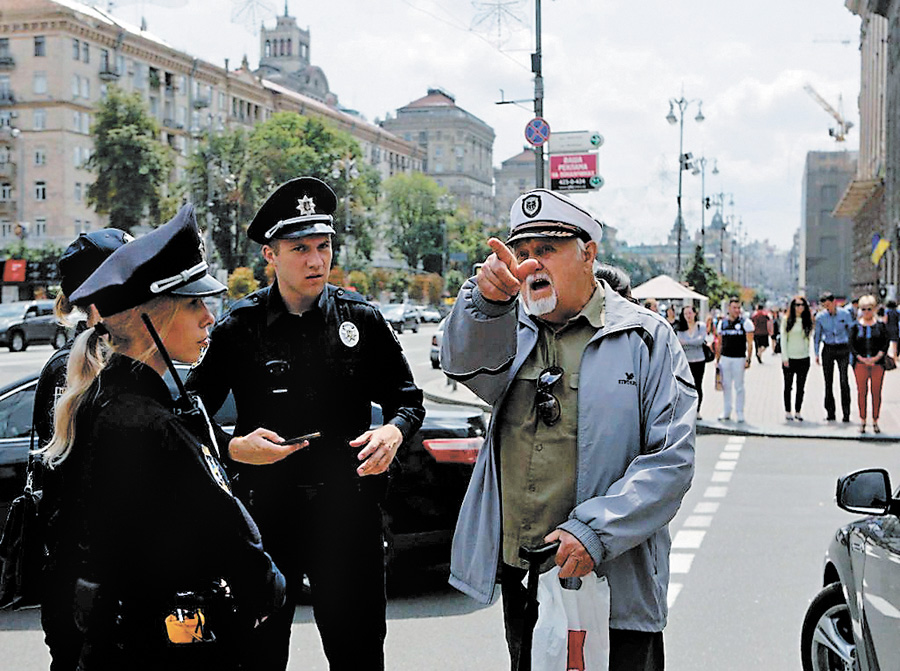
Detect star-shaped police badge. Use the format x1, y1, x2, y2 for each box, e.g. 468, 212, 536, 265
296, 196, 317, 216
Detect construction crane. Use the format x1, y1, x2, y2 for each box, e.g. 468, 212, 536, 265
803, 84, 854, 142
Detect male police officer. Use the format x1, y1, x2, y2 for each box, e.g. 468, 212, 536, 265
186, 177, 425, 671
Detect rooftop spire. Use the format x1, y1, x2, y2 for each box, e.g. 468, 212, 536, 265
284, 1, 289, 16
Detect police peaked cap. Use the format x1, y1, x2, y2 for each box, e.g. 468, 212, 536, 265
70, 204, 225, 317
58, 228, 133, 298
246, 176, 337, 244
507, 189, 603, 246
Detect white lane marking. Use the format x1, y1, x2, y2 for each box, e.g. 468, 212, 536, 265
726, 436, 746, 444
719, 452, 740, 460
672, 530, 706, 549
723, 444, 743, 451
667, 583, 683, 608
714, 460, 737, 471
683, 515, 712, 528
711, 471, 733, 483
704, 486, 728, 498
694, 502, 719, 514
670, 553, 695, 574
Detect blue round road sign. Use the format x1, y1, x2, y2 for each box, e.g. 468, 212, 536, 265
525, 117, 551, 147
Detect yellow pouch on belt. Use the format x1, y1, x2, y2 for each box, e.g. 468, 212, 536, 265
165, 608, 207, 644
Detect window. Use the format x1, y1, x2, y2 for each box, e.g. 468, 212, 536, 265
133, 61, 144, 88
34, 36, 46, 57
264, 40, 271, 58
0, 39, 9, 57
0, 183, 11, 200
34, 181, 46, 201
0, 75, 10, 96
34, 217, 46, 237
82, 113, 90, 134
0, 381, 35, 438
74, 219, 81, 235
34, 149, 46, 166
0, 111, 9, 128
218, 92, 225, 109
81, 77, 89, 100
74, 146, 82, 168
82, 42, 90, 63
74, 182, 82, 201
73, 38, 80, 60
0, 220, 10, 238
0, 148, 8, 164
72, 74, 80, 98
33, 109, 46, 131
74, 111, 81, 131
100, 48, 109, 71
149, 96, 158, 116
33, 72, 47, 95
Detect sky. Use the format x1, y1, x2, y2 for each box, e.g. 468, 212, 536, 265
107, 0, 863, 251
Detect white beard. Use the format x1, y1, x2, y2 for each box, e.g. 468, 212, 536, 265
521, 272, 558, 316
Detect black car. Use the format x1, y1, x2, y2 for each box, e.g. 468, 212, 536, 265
378, 304, 419, 334
0, 301, 71, 352
0, 366, 486, 570
801, 468, 900, 671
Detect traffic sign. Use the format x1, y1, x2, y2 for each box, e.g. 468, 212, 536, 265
549, 153, 603, 192
548, 130, 604, 154
524, 117, 551, 147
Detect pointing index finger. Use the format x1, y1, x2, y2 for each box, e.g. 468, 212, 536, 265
487, 237, 515, 269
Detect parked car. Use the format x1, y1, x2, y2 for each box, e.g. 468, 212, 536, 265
801, 468, 900, 671
379, 303, 419, 334
431, 317, 445, 369
0, 365, 486, 571
0, 300, 70, 352
418, 306, 442, 323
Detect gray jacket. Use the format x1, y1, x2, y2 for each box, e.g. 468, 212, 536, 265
441, 279, 696, 631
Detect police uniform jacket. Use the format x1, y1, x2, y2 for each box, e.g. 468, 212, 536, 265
42, 354, 285, 654
185, 282, 425, 493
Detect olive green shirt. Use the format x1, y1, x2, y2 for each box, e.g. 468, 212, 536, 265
499, 281, 605, 568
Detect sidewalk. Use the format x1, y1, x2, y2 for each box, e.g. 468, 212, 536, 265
423, 349, 900, 442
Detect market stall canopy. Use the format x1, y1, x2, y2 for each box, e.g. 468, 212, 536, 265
631, 274, 709, 316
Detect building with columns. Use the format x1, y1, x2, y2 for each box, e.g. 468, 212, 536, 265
0, 0, 420, 255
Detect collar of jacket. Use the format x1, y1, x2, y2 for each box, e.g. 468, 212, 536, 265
516, 280, 643, 341
263, 280, 335, 328
98, 353, 174, 409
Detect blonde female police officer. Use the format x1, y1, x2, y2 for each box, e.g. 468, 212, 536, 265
40, 205, 286, 670
186, 177, 425, 671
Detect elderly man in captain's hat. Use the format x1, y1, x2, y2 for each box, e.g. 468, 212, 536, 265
441, 188, 696, 671
186, 177, 424, 671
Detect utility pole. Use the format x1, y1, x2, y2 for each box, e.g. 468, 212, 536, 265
532, 0, 544, 187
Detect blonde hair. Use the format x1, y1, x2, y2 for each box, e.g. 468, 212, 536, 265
40, 295, 184, 468
53, 292, 85, 329
858, 294, 877, 309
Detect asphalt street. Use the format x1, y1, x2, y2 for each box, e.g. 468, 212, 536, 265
0, 327, 891, 670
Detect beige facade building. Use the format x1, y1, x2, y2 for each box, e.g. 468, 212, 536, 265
493, 147, 548, 225
0, 0, 420, 251
381, 88, 495, 223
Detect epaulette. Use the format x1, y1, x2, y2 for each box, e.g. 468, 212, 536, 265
228, 289, 267, 312
331, 285, 367, 304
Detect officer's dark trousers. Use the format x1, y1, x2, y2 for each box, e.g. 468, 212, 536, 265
821, 344, 851, 420
41, 571, 81, 671
246, 484, 386, 671
499, 564, 665, 671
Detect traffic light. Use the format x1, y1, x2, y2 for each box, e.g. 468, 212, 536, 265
705, 197, 711, 210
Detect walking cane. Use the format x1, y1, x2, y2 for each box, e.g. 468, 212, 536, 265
515, 541, 561, 671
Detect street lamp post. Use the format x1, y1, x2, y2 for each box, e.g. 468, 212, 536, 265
331, 155, 359, 267
666, 95, 704, 277
691, 157, 718, 254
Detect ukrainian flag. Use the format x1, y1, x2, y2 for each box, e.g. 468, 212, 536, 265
871, 233, 890, 265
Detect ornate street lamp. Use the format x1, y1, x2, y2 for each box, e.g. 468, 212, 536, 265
666, 95, 705, 277
691, 157, 718, 254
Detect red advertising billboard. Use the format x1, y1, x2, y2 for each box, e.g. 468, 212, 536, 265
549, 153, 601, 191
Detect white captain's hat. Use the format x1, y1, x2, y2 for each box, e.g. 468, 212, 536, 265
507, 189, 603, 246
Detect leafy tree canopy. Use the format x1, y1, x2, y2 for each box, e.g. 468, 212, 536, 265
382, 172, 450, 272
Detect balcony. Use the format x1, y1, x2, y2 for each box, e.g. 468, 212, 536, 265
0, 200, 17, 216
98, 65, 120, 81
0, 163, 16, 179
192, 97, 210, 109
0, 91, 15, 106
0, 55, 14, 71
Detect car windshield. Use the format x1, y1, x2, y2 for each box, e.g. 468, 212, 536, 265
0, 304, 25, 318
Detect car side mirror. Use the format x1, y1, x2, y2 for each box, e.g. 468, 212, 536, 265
836, 468, 893, 515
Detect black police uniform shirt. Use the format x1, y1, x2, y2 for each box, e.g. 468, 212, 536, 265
41, 354, 284, 624
185, 283, 425, 490
719, 317, 751, 359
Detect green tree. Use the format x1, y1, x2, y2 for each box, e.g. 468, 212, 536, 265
382, 173, 449, 271
86, 87, 173, 232
227, 266, 259, 300
243, 113, 379, 266
683, 245, 743, 306
446, 212, 496, 276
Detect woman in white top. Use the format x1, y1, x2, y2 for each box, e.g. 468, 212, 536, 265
676, 305, 708, 419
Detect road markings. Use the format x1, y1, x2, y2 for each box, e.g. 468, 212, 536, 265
668, 438, 744, 608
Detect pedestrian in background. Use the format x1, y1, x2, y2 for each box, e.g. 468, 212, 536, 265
643, 297, 659, 313
770, 308, 782, 355
814, 292, 855, 422
750, 304, 770, 363
442, 188, 695, 671
677, 304, 708, 419
594, 263, 635, 303
665, 305, 678, 329
781, 296, 813, 422
36, 229, 132, 671
715, 298, 754, 423
850, 294, 889, 434
884, 299, 899, 358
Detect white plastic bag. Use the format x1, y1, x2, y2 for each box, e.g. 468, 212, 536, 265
529, 566, 610, 671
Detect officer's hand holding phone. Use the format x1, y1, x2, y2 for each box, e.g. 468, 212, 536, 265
228, 427, 310, 465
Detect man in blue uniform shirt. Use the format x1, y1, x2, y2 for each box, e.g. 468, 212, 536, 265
814, 292, 855, 422
186, 177, 425, 671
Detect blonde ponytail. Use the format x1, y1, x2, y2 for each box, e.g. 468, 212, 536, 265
39, 295, 183, 468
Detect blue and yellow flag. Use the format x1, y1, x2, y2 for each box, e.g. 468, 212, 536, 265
871, 234, 890, 265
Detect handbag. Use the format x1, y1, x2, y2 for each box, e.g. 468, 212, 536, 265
885, 355, 897, 371
0, 441, 44, 609
702, 343, 715, 363
530, 566, 610, 671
